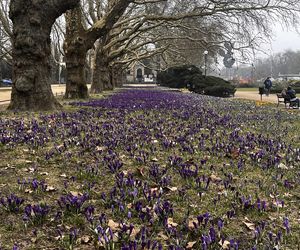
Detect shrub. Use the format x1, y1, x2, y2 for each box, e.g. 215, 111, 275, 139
203, 84, 236, 97
157, 65, 235, 97
157, 65, 201, 88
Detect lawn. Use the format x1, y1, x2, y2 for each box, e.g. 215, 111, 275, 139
0, 88, 299, 250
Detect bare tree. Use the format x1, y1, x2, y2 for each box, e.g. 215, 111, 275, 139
0, 0, 12, 63
63, 0, 133, 99
8, 0, 80, 111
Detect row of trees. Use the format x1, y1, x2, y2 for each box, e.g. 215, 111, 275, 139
224, 50, 300, 84
1, 0, 300, 111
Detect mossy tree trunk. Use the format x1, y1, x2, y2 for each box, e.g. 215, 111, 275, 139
8, 0, 79, 111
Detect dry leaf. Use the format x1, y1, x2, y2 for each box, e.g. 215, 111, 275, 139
121, 170, 128, 176
60, 173, 67, 178
129, 227, 140, 240
24, 167, 35, 173
25, 189, 33, 194
219, 240, 230, 249
80, 235, 92, 244
278, 163, 288, 170
230, 148, 240, 159
108, 219, 119, 230
40, 172, 49, 176
150, 187, 158, 193
188, 219, 198, 229
157, 231, 169, 240
167, 218, 178, 227
167, 186, 178, 192
136, 167, 145, 177
272, 201, 283, 208
31, 237, 37, 243
186, 241, 197, 249
210, 174, 222, 182
54, 236, 61, 241
96, 146, 106, 151
4, 166, 15, 170
243, 221, 255, 231
46, 186, 56, 192
151, 157, 158, 162
70, 191, 82, 196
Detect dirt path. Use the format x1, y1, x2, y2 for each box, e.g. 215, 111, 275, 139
234, 91, 278, 103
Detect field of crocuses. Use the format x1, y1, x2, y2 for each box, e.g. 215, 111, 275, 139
0, 88, 299, 250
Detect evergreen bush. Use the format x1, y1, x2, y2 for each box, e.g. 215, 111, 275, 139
158, 65, 236, 97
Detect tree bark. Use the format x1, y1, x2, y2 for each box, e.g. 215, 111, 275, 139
64, 0, 132, 99
64, 7, 89, 99
112, 65, 125, 88
8, 0, 79, 111
91, 49, 112, 93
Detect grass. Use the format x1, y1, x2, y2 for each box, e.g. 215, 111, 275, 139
0, 88, 299, 249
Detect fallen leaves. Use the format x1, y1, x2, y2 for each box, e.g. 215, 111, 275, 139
219, 240, 230, 249
243, 217, 255, 231
167, 218, 178, 227
186, 241, 197, 249
80, 235, 92, 244
46, 186, 56, 192
108, 219, 119, 231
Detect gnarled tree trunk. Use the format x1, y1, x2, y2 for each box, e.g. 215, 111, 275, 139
64, 0, 131, 99
64, 7, 89, 99
90, 42, 111, 93
111, 65, 125, 88
8, 0, 79, 111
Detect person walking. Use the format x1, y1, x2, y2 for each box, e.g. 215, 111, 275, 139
264, 77, 272, 96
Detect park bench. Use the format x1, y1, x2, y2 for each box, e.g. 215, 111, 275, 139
276, 93, 289, 107
276, 93, 298, 108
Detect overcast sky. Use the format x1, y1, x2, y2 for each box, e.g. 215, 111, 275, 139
259, 24, 300, 57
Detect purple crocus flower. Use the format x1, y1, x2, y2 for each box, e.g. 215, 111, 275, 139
283, 217, 291, 234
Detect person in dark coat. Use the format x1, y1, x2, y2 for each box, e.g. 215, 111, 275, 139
286, 86, 300, 108
263, 77, 272, 96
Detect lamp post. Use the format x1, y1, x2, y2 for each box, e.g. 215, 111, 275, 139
203, 50, 208, 77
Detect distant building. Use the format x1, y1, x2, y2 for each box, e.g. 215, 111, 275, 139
126, 59, 158, 83
278, 73, 300, 81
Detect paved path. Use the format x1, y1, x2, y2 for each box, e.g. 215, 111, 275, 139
0, 84, 280, 106
0, 85, 66, 105
234, 91, 278, 103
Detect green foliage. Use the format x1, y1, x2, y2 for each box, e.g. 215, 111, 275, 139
158, 65, 202, 88
270, 82, 300, 94
158, 65, 236, 97
192, 75, 236, 97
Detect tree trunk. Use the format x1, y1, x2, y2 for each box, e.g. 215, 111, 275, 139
8, 0, 79, 111
111, 65, 124, 88
64, 47, 89, 99
64, 8, 89, 99
91, 43, 112, 93
64, 0, 131, 99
